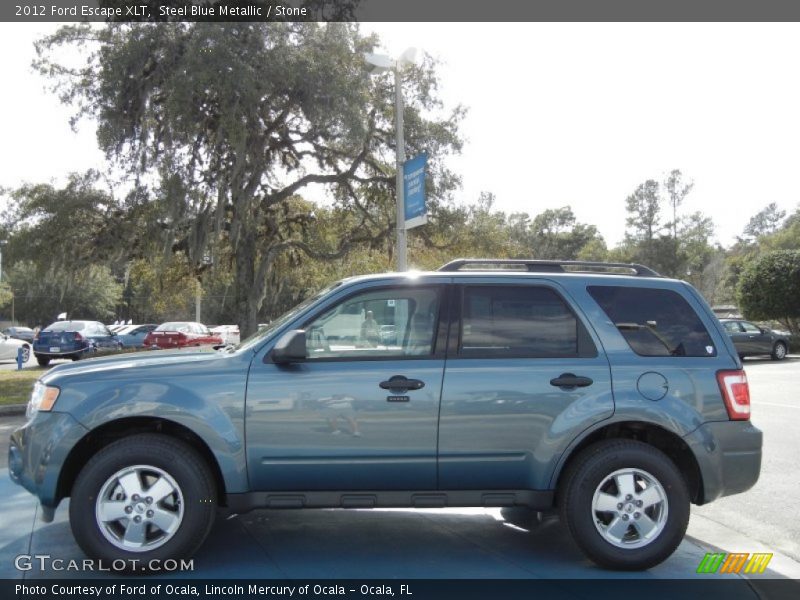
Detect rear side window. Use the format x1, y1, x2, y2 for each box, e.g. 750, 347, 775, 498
460, 285, 592, 357
588, 286, 716, 357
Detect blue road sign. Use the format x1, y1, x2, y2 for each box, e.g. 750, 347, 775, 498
403, 153, 427, 229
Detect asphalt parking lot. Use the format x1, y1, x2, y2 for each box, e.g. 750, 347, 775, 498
0, 478, 770, 581
1, 358, 799, 586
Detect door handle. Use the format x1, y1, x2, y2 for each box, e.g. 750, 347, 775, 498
379, 376, 425, 391
550, 373, 593, 389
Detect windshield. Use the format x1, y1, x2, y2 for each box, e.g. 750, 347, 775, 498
156, 322, 191, 332
235, 281, 344, 353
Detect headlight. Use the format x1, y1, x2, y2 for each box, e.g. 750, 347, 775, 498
27, 381, 60, 419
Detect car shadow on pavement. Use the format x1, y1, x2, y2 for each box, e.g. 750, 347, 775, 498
0, 492, 759, 581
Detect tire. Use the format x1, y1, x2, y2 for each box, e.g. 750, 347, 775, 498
69, 433, 217, 571
35, 355, 50, 367
21, 346, 30, 363
771, 342, 787, 361
558, 439, 689, 570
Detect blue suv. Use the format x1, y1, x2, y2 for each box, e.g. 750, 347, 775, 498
8, 260, 762, 570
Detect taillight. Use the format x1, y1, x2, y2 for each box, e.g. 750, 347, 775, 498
716, 370, 751, 420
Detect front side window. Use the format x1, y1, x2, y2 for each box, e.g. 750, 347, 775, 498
588, 286, 716, 357
741, 322, 761, 333
303, 287, 440, 360
723, 321, 742, 334
460, 286, 581, 357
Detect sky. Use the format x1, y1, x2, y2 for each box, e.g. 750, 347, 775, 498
2, 22, 800, 248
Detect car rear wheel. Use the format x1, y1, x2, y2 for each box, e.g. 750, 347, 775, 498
20, 346, 30, 363
35, 355, 50, 367
70, 434, 217, 570
559, 439, 689, 570
772, 342, 787, 361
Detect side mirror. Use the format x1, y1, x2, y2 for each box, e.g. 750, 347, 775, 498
271, 330, 307, 364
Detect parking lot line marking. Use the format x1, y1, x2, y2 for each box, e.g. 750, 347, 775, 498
756, 401, 799, 409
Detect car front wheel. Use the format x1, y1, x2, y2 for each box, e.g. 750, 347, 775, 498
70, 434, 217, 570
559, 439, 689, 570
772, 341, 787, 361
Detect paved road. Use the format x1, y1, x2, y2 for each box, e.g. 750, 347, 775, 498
693, 357, 800, 562
0, 353, 71, 371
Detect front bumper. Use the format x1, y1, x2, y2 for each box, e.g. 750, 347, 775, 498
8, 411, 89, 510
684, 420, 763, 504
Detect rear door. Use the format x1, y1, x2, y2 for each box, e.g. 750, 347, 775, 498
437, 279, 614, 491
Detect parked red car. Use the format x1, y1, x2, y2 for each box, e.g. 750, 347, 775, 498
143, 322, 223, 349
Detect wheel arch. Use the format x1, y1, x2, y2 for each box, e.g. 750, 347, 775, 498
57, 417, 228, 507
551, 420, 704, 504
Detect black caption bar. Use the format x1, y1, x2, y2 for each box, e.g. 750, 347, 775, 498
5, 0, 800, 23
5, 579, 800, 600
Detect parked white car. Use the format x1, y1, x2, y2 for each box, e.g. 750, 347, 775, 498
0, 332, 31, 363
210, 325, 240, 345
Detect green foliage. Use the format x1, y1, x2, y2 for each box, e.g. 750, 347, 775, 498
737, 250, 800, 334
760, 208, 800, 252
625, 179, 661, 247
621, 170, 715, 289
664, 169, 693, 240
720, 205, 799, 304
742, 202, 786, 242
35, 22, 464, 336
5, 261, 122, 326
0, 281, 12, 310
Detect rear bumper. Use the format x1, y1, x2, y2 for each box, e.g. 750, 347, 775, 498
33, 349, 88, 357
684, 420, 762, 504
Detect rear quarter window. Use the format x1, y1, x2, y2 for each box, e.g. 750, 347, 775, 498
588, 285, 716, 357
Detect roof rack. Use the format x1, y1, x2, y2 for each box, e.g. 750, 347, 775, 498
437, 259, 662, 277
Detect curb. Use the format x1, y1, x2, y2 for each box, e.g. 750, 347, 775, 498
0, 404, 26, 417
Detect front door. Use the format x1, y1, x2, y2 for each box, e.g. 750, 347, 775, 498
246, 284, 446, 491
438, 282, 614, 491
740, 321, 771, 355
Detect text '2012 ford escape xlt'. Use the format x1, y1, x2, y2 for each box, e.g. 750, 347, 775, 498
8, 259, 762, 570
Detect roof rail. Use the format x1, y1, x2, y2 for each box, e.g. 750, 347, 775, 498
437, 259, 662, 277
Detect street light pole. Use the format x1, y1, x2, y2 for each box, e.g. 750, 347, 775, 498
0, 239, 5, 283
394, 66, 407, 272
365, 48, 418, 272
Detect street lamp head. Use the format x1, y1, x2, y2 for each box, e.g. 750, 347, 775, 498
398, 47, 419, 67
364, 52, 394, 74
364, 48, 420, 74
